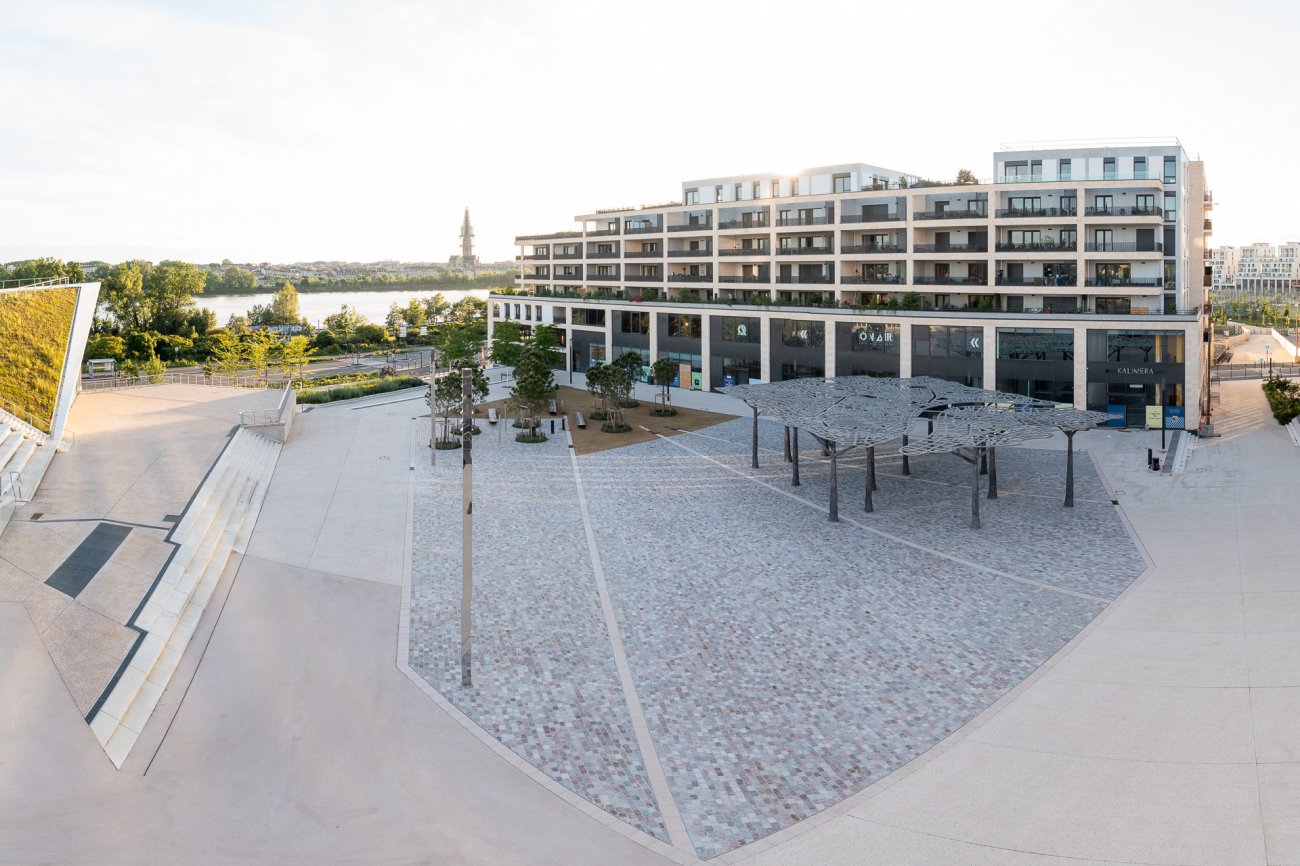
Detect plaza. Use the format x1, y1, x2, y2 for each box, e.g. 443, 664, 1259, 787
3, 371, 1298, 864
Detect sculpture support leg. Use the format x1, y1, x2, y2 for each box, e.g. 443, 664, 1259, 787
829, 443, 839, 522
783, 426, 791, 463
868, 445, 877, 491
980, 448, 988, 475
970, 447, 982, 530
792, 428, 801, 487
751, 407, 759, 469
901, 433, 910, 476
987, 447, 998, 499
1065, 431, 1076, 508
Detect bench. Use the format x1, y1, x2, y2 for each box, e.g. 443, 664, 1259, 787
487, 408, 499, 425
548, 399, 558, 415
575, 412, 587, 429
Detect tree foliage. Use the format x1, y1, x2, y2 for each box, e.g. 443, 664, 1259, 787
650, 357, 678, 415
249, 281, 303, 327
955, 168, 978, 184
489, 320, 524, 367
508, 343, 557, 434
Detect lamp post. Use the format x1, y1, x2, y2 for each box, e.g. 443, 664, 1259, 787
460, 367, 473, 688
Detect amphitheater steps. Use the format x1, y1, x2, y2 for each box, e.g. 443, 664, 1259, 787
0, 416, 54, 537
89, 428, 282, 768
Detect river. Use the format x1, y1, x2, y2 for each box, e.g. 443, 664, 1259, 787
198, 288, 490, 327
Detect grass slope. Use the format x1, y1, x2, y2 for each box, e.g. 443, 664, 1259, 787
0, 288, 77, 433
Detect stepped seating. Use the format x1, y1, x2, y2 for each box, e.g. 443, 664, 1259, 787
90, 428, 282, 768
0, 415, 53, 535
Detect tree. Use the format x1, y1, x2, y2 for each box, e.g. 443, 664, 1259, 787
589, 363, 632, 432
6, 257, 85, 283
208, 331, 245, 378
431, 365, 488, 445
147, 260, 207, 333
449, 295, 487, 324
324, 305, 365, 338
423, 293, 451, 322
353, 323, 388, 345
220, 266, 258, 293
955, 168, 978, 184
436, 323, 481, 369
402, 298, 425, 328
85, 334, 126, 362
508, 343, 557, 438
99, 261, 149, 331
186, 307, 217, 335
279, 335, 314, 385
489, 320, 525, 367
245, 330, 280, 382
612, 350, 644, 407
250, 281, 302, 327
650, 357, 678, 416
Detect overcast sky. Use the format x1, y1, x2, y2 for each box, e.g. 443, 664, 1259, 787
0, 0, 1293, 265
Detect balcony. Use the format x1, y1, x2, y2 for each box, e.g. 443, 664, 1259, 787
517, 230, 582, 241
553, 252, 582, 259
718, 275, 770, 283
626, 272, 665, 282
624, 250, 663, 258
841, 275, 903, 285
915, 209, 988, 220
913, 243, 988, 253
718, 218, 770, 229
668, 273, 711, 282
776, 216, 831, 226
1085, 242, 1164, 253
995, 241, 1078, 252
776, 246, 835, 255
775, 275, 834, 284
586, 272, 619, 281
668, 223, 712, 232
994, 208, 1077, 219
586, 228, 619, 237
841, 244, 905, 254
994, 170, 1166, 184
996, 277, 1079, 287
841, 213, 903, 223
624, 225, 663, 235
586, 251, 619, 259
668, 249, 712, 257
523, 272, 551, 280
1083, 206, 1163, 217
1084, 277, 1164, 287
719, 247, 769, 256
523, 253, 549, 260
914, 276, 988, 285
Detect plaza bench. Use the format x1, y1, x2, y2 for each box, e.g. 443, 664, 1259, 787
487, 408, 498, 425
575, 412, 586, 429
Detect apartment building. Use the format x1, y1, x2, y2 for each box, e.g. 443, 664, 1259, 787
495, 141, 1212, 429
1209, 245, 1240, 296
1215, 242, 1300, 299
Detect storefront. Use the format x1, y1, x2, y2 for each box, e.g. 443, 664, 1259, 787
771, 318, 826, 381
570, 329, 606, 371
836, 321, 900, 377
995, 328, 1074, 404
1086, 329, 1185, 427
710, 315, 762, 387
657, 312, 703, 389
911, 324, 984, 387
612, 310, 651, 378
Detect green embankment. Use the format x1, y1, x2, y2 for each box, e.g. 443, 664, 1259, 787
0, 288, 78, 433
296, 376, 426, 405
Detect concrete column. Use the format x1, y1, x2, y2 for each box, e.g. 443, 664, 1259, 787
1073, 323, 1089, 409
604, 312, 615, 366
760, 314, 773, 383
648, 311, 659, 361
824, 315, 836, 378
700, 312, 712, 390
982, 322, 997, 388
899, 320, 914, 378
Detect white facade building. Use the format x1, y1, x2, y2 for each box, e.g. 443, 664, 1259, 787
1217, 242, 1300, 299
496, 141, 1212, 430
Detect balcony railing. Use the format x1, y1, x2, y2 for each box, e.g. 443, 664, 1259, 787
586, 228, 619, 236
718, 219, 770, 229
626, 272, 665, 282
668, 223, 711, 232
776, 246, 835, 255
554, 271, 582, 279
586, 272, 619, 280
718, 275, 770, 283
996, 277, 1079, 287
553, 252, 582, 259
1084, 277, 1164, 287
994, 208, 1077, 218
668, 273, 711, 282
719, 247, 769, 256
776, 216, 831, 226
841, 275, 903, 285
915, 208, 988, 220
623, 225, 663, 235
914, 276, 988, 285
668, 249, 712, 257
586, 251, 619, 259
841, 213, 903, 223
841, 244, 905, 254
994, 171, 1166, 184
995, 241, 1078, 252
1084, 206, 1163, 217
913, 244, 988, 253
524, 273, 551, 280
624, 250, 663, 258
1085, 242, 1164, 253
523, 253, 549, 260
775, 275, 834, 284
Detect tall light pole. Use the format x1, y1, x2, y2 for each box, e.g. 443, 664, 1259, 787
460, 367, 473, 687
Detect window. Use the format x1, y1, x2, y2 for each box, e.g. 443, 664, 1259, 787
1136, 194, 1155, 213
1008, 229, 1042, 246
645, 241, 659, 253
780, 320, 824, 348
734, 182, 743, 200
1133, 156, 1147, 179
1008, 196, 1042, 213
1163, 156, 1177, 184
752, 181, 761, 199
685, 188, 699, 205
791, 177, 800, 196
715, 185, 724, 202
833, 173, 851, 193
1103, 157, 1117, 180
1094, 194, 1113, 213
1094, 229, 1113, 251
1059, 159, 1072, 181
1164, 192, 1176, 221
1060, 228, 1077, 248
1060, 194, 1077, 215
719, 317, 760, 343
997, 329, 1073, 361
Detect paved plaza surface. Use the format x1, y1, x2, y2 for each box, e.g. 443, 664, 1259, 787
4, 378, 1300, 864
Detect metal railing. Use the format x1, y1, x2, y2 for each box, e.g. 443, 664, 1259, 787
775, 275, 834, 284
841, 244, 905, 254
1084, 206, 1163, 217
915, 209, 988, 220
624, 250, 664, 258
841, 275, 903, 285
913, 244, 988, 253
0, 276, 69, 290
622, 225, 663, 234
914, 276, 989, 285
668, 249, 711, 257
776, 246, 834, 255
841, 213, 903, 223
585, 251, 619, 259
1085, 242, 1164, 253
995, 242, 1078, 252
1083, 277, 1164, 287
717, 275, 770, 283
0, 396, 50, 438
776, 216, 831, 226
668, 223, 711, 232
719, 247, 769, 256
668, 274, 711, 282
994, 208, 1077, 218
718, 219, 770, 229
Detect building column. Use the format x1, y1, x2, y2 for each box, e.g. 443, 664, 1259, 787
1072, 323, 1088, 409
824, 315, 836, 378
649, 311, 659, 361
982, 323, 996, 389
760, 314, 773, 383
604, 312, 614, 366
700, 313, 712, 390
899, 321, 913, 378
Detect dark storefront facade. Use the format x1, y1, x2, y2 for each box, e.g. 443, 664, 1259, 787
1086, 329, 1185, 427
835, 322, 901, 377
995, 328, 1074, 404
710, 315, 762, 387
911, 324, 984, 387
771, 319, 826, 381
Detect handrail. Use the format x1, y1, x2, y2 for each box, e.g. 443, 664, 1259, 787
0, 396, 50, 438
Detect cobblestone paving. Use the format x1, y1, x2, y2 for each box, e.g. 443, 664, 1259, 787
679, 418, 1143, 599
407, 416, 1145, 859
407, 420, 668, 841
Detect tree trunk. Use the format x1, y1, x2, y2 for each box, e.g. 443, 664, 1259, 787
987, 446, 998, 499
792, 428, 801, 486
1065, 430, 1076, 508
970, 446, 982, 530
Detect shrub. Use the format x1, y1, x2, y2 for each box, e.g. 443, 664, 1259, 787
1262, 375, 1300, 424
296, 375, 425, 404
515, 432, 548, 443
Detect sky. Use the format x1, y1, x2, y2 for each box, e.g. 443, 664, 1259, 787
0, 0, 1295, 265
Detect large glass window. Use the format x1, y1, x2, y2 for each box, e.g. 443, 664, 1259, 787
619, 311, 649, 334
571, 307, 605, 326
997, 329, 1073, 360
1105, 331, 1184, 363
914, 325, 984, 357
780, 319, 824, 348
1163, 156, 1177, 184
1059, 159, 1072, 181
718, 316, 760, 343
666, 314, 701, 338
846, 322, 900, 353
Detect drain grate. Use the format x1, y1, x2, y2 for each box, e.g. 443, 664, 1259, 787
29, 512, 44, 520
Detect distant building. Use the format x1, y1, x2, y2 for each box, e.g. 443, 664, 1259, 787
449, 208, 479, 269
1212, 242, 1300, 299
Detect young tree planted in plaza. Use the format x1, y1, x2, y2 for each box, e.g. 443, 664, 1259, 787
613, 350, 643, 407
586, 363, 610, 420
508, 343, 556, 441
650, 357, 678, 416
596, 363, 633, 433
488, 320, 525, 368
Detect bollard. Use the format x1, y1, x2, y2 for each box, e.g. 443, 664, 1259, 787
550, 419, 555, 434
561, 416, 566, 431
